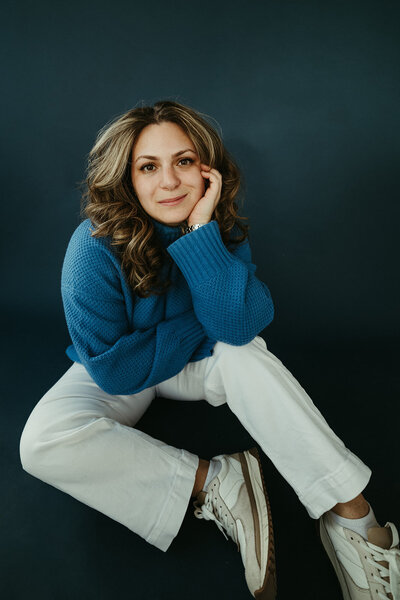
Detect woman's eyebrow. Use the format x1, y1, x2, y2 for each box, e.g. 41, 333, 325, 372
134, 148, 197, 163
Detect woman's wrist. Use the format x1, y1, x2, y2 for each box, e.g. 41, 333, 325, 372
187, 219, 210, 228
184, 222, 209, 234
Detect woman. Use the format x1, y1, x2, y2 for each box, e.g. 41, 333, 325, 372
19, 100, 399, 599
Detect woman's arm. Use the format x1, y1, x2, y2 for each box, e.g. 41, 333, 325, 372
166, 220, 274, 345
61, 284, 205, 395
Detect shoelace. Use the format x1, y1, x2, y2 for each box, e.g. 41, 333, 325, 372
193, 493, 239, 547
360, 524, 400, 600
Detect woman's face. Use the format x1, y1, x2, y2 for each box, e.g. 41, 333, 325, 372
130, 121, 206, 226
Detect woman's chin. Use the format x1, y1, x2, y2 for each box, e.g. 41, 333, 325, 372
156, 209, 191, 226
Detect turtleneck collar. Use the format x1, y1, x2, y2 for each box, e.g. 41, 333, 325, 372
150, 216, 184, 246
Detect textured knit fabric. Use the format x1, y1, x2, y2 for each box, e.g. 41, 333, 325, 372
61, 217, 274, 395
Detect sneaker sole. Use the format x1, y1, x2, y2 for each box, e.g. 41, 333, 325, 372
239, 447, 277, 600
317, 517, 352, 600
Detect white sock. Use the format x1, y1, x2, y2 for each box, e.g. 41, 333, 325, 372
329, 503, 380, 540
202, 458, 222, 491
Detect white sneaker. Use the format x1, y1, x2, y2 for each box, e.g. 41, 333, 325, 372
319, 511, 400, 599
193, 447, 276, 599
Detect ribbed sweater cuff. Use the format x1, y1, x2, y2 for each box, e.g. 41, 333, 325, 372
166, 221, 237, 288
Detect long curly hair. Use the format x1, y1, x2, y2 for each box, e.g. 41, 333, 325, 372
81, 99, 249, 298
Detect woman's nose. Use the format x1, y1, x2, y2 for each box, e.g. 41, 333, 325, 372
160, 166, 180, 189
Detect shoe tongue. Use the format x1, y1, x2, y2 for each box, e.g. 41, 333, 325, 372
367, 526, 392, 549
367, 526, 393, 599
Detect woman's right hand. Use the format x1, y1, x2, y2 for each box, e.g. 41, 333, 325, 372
186, 164, 222, 226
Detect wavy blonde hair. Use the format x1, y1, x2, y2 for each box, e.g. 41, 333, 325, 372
81, 99, 249, 297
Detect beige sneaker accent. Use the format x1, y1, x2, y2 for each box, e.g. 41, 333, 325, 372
319, 511, 400, 599
193, 447, 276, 599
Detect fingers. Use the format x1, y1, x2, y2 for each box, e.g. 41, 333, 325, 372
200, 164, 222, 181
200, 165, 222, 209
201, 164, 220, 173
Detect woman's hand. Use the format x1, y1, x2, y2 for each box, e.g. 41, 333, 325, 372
186, 164, 222, 227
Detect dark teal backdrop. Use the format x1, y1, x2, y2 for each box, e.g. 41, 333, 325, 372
2, 0, 399, 345
2, 1, 399, 599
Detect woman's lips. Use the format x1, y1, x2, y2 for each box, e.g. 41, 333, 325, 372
159, 194, 187, 206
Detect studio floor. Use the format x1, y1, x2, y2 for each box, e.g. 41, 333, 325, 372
3, 313, 399, 599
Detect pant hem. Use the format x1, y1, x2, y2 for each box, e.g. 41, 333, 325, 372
298, 451, 372, 519
145, 449, 199, 551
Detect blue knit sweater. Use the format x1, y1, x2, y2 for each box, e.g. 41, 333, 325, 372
61, 217, 274, 395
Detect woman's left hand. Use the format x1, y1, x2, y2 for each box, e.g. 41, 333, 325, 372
186, 164, 222, 227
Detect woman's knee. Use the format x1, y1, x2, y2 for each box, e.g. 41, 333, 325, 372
213, 335, 273, 366
19, 396, 103, 477
19, 408, 47, 476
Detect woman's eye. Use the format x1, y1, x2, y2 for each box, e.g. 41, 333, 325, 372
139, 158, 194, 172
140, 163, 155, 172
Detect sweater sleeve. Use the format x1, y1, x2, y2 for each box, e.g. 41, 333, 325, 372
61, 284, 205, 395
166, 220, 274, 345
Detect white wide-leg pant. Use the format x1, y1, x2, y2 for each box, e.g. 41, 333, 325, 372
19, 336, 371, 552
